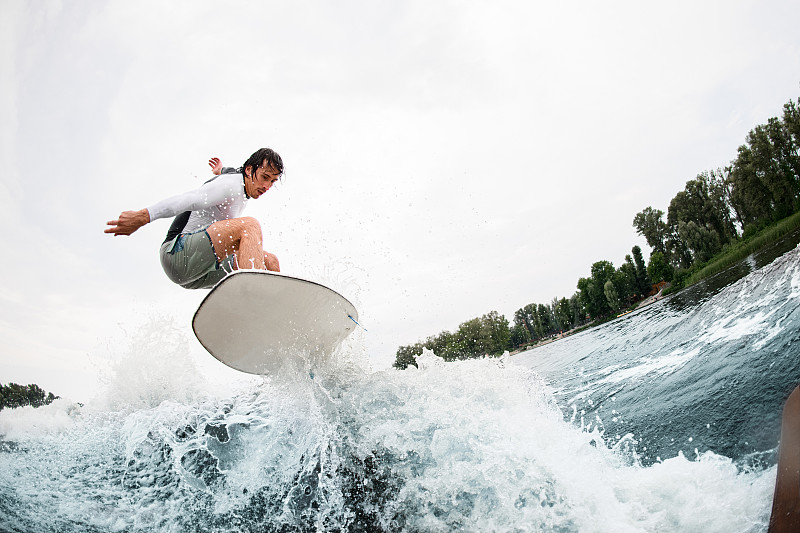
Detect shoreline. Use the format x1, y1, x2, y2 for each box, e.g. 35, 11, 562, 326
512, 221, 800, 357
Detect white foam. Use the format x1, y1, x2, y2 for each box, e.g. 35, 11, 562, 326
597, 348, 700, 386
0, 398, 82, 440
342, 354, 772, 531
699, 310, 775, 345
612, 451, 773, 531
790, 247, 800, 299
0, 333, 777, 531
90, 314, 231, 411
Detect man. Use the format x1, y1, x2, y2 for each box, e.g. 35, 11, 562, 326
105, 148, 283, 289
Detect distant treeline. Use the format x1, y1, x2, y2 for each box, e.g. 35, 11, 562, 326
395, 96, 800, 369
633, 97, 800, 284
0, 383, 59, 410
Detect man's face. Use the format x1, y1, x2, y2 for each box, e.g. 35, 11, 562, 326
244, 160, 281, 199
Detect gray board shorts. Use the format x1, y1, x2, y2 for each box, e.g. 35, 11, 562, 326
160, 228, 236, 290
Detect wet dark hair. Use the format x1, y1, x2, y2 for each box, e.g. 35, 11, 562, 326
238, 148, 284, 176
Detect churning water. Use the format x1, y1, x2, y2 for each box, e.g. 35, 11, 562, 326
1, 235, 799, 532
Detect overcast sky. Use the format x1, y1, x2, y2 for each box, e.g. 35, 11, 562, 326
1, 0, 799, 401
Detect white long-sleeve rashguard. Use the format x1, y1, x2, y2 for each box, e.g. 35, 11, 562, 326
147, 173, 249, 234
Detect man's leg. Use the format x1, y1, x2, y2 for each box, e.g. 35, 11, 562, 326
207, 217, 273, 271
769, 385, 800, 532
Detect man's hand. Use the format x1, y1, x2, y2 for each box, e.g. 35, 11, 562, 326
209, 157, 223, 176
105, 209, 150, 236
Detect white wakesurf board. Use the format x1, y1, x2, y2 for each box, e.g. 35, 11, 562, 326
192, 270, 358, 374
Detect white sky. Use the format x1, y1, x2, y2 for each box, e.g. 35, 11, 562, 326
1, 0, 799, 401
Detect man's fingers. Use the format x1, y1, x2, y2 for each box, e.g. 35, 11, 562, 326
104, 226, 132, 236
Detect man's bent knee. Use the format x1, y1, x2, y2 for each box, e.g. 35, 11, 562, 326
209, 216, 262, 238
232, 216, 263, 238
265, 252, 280, 272
207, 217, 264, 262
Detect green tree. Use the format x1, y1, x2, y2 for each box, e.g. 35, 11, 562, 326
394, 343, 423, 369
784, 97, 800, 147
509, 323, 531, 348
728, 142, 775, 228
450, 312, 510, 359
616, 258, 638, 303
452, 318, 485, 358
422, 331, 450, 360
667, 173, 737, 264
750, 122, 795, 218
604, 280, 621, 311
578, 261, 616, 319
568, 293, 585, 326
633, 207, 669, 256
395, 311, 511, 367
728, 106, 800, 231
698, 170, 739, 243
554, 297, 572, 332
665, 227, 694, 268
647, 251, 674, 283
514, 304, 537, 342
631, 245, 651, 294
481, 310, 511, 354
0, 383, 58, 410
676, 220, 722, 264
532, 303, 551, 338
577, 277, 596, 319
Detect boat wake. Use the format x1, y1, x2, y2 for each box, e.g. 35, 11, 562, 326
0, 326, 775, 532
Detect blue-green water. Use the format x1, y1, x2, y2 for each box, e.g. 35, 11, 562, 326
516, 233, 800, 471
1, 236, 798, 532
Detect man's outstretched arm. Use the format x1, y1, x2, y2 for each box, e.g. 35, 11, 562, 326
105, 209, 150, 236
107, 157, 231, 237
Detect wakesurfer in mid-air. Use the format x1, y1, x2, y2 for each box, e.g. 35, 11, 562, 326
105, 148, 283, 289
